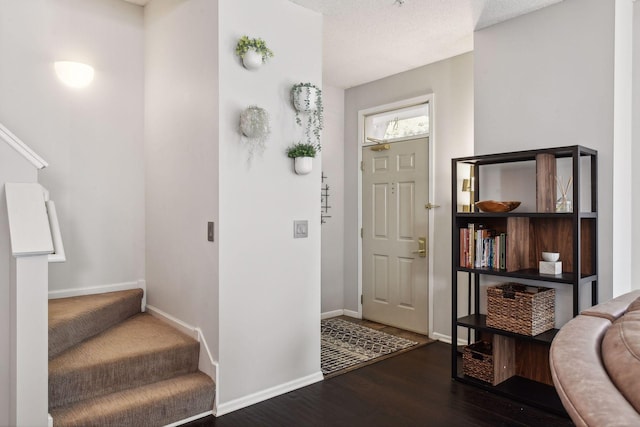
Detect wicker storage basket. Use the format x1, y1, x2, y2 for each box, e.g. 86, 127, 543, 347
486, 283, 555, 336
462, 341, 493, 384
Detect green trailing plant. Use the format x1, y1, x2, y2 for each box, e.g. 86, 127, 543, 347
235, 36, 274, 63
291, 82, 323, 150
286, 142, 317, 158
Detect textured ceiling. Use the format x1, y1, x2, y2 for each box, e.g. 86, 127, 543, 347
122, 0, 562, 89
289, 0, 562, 88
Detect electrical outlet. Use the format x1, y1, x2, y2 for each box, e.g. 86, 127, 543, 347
293, 220, 308, 238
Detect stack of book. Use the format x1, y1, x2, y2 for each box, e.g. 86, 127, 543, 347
459, 224, 506, 270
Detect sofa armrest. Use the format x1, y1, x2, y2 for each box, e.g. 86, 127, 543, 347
550, 315, 640, 427
580, 290, 640, 322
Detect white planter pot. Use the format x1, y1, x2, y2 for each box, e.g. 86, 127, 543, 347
242, 49, 263, 70
292, 86, 319, 112
294, 157, 313, 175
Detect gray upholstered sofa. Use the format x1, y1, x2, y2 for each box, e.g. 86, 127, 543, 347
550, 290, 640, 427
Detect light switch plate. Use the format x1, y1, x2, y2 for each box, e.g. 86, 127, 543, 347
294, 220, 308, 238
207, 222, 214, 242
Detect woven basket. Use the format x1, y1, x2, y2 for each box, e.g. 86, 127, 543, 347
462, 341, 493, 384
486, 283, 555, 336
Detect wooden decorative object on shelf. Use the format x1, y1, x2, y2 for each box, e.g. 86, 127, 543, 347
475, 200, 521, 212
536, 153, 557, 213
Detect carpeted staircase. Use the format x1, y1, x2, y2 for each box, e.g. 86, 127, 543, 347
48, 289, 215, 426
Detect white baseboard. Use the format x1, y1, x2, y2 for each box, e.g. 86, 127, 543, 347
216, 371, 323, 416
146, 304, 218, 396
321, 309, 344, 319
321, 309, 361, 320
48, 279, 147, 309
163, 410, 213, 427
48, 413, 53, 427
431, 332, 468, 347
146, 305, 198, 339
343, 309, 361, 319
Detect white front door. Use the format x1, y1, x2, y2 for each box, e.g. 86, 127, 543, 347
362, 138, 429, 334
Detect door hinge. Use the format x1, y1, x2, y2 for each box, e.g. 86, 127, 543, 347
360, 161, 364, 171
361, 294, 363, 305
360, 227, 363, 238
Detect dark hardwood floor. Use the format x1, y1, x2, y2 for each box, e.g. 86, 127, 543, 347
187, 342, 573, 427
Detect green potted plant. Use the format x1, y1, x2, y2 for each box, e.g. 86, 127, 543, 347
287, 142, 317, 175
235, 36, 274, 70
291, 83, 323, 149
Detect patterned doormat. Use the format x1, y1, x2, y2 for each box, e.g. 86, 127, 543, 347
321, 318, 419, 377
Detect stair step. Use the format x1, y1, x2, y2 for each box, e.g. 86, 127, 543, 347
50, 313, 199, 409
49, 371, 215, 427
49, 289, 143, 359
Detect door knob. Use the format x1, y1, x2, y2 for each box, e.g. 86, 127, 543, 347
412, 237, 427, 257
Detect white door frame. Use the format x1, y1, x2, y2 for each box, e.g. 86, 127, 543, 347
357, 93, 436, 339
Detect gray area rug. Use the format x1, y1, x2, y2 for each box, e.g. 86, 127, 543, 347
321, 318, 418, 376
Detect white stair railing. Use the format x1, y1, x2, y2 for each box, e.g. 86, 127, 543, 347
0, 123, 47, 169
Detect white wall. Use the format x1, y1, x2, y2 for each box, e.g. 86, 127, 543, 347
344, 53, 474, 339
474, 0, 631, 304
321, 85, 346, 314
217, 0, 322, 409
144, 0, 220, 376
612, 0, 634, 297
0, 0, 145, 294
633, 2, 640, 290
0, 148, 38, 427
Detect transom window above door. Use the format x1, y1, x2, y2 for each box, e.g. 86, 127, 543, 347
364, 102, 429, 144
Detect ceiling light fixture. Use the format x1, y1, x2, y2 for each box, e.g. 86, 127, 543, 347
54, 61, 95, 89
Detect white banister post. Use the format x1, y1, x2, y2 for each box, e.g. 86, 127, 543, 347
5, 183, 53, 426
10, 256, 49, 427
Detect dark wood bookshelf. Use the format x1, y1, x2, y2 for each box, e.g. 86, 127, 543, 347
451, 145, 598, 416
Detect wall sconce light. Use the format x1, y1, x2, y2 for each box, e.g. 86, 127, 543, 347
54, 61, 94, 88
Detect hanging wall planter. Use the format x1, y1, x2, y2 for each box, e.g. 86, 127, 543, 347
294, 157, 313, 175
240, 105, 270, 157
287, 142, 317, 175
242, 49, 263, 70
292, 85, 320, 111
291, 82, 323, 151
235, 36, 274, 70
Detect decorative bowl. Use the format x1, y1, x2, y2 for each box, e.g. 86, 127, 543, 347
542, 252, 560, 262
475, 200, 521, 213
